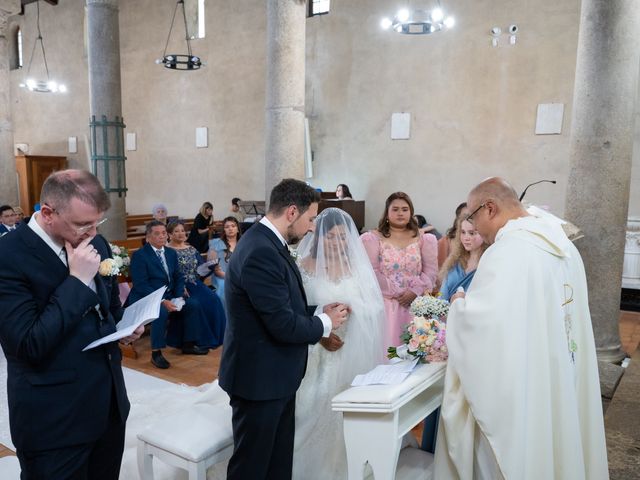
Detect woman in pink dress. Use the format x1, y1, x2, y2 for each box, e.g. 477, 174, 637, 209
361, 192, 438, 348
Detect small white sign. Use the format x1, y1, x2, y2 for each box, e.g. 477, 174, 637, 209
68, 136, 78, 154
391, 113, 411, 140
126, 132, 137, 151
535, 103, 564, 135
196, 127, 208, 148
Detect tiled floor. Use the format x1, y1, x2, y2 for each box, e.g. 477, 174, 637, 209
2, 310, 639, 460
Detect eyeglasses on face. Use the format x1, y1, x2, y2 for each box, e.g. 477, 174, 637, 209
465, 203, 486, 224
45, 204, 108, 234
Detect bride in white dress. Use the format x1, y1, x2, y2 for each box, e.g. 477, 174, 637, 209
293, 208, 385, 480
115, 209, 384, 480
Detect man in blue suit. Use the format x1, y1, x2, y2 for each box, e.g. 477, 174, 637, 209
219, 178, 350, 480
0, 205, 18, 236
127, 220, 208, 369
0, 170, 143, 479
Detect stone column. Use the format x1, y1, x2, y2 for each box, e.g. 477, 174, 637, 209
86, 0, 125, 241
264, 0, 306, 200
565, 0, 640, 363
0, 0, 20, 206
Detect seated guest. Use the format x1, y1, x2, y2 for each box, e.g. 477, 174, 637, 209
151, 203, 169, 225
415, 214, 442, 239
167, 221, 226, 348
0, 205, 18, 236
439, 218, 488, 301
13, 206, 25, 223
127, 221, 209, 369
335, 183, 353, 200
187, 201, 214, 253
229, 197, 245, 222
208, 216, 242, 308
437, 202, 468, 268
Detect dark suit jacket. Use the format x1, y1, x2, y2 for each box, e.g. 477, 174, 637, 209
0, 224, 16, 236
126, 243, 184, 305
0, 227, 129, 452
218, 222, 324, 401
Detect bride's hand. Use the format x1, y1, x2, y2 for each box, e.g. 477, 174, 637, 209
319, 332, 344, 352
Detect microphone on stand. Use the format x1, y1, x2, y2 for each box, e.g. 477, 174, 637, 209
519, 180, 557, 202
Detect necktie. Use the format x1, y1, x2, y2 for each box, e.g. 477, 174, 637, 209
59, 247, 68, 267
156, 249, 169, 276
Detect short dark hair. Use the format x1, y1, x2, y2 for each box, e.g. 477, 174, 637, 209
146, 220, 167, 235
231, 197, 241, 206
0, 205, 15, 216
268, 179, 320, 216
414, 214, 427, 228
40, 169, 110, 213
166, 220, 185, 235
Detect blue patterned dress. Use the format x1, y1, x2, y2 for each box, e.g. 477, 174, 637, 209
168, 246, 226, 348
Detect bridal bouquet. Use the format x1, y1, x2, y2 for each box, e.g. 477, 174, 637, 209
387, 295, 449, 363
99, 244, 131, 277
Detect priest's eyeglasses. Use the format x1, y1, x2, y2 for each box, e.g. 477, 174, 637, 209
465, 203, 486, 224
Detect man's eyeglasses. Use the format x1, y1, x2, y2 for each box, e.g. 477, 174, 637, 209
45, 204, 108, 234
465, 203, 486, 224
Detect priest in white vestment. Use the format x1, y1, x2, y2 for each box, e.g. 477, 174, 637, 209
434, 178, 608, 480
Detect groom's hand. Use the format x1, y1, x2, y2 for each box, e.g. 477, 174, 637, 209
320, 332, 344, 352
325, 302, 349, 330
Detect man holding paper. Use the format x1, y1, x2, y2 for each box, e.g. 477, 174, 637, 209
0, 169, 143, 479
126, 221, 209, 369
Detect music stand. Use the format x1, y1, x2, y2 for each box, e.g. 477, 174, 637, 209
238, 201, 266, 217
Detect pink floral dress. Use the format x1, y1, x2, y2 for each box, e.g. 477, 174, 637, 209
361, 231, 438, 349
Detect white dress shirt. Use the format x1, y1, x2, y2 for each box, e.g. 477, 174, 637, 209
260, 217, 331, 337
28, 213, 97, 293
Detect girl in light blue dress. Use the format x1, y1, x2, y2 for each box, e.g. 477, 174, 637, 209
439, 218, 488, 301
208, 216, 242, 308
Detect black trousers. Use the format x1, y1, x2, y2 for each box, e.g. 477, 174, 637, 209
17, 403, 126, 480
227, 394, 296, 480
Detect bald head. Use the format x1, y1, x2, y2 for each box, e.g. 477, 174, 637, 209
469, 177, 520, 208
466, 177, 528, 244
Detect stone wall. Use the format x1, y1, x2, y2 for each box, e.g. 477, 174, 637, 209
6, 0, 640, 229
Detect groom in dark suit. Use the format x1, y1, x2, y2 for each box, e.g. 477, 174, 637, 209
127, 221, 208, 369
219, 178, 350, 480
0, 170, 143, 479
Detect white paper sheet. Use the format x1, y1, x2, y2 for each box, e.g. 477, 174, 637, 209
350, 358, 420, 386
196, 260, 217, 277
83, 286, 167, 351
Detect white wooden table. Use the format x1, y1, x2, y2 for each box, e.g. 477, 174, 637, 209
332, 362, 445, 480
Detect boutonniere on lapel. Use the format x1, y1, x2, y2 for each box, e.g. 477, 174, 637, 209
288, 245, 299, 261
98, 243, 131, 276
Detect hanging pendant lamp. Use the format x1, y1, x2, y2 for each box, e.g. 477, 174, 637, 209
19, 0, 67, 93
156, 0, 203, 71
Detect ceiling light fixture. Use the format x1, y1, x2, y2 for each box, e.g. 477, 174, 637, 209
156, 0, 203, 71
381, 2, 455, 35
19, 1, 67, 93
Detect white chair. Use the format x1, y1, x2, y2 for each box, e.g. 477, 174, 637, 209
0, 456, 21, 480
137, 403, 233, 480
